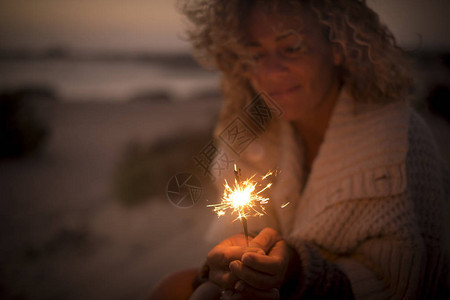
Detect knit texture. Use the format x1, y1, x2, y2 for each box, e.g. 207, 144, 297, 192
207, 87, 448, 299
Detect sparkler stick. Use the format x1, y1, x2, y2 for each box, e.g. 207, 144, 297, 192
233, 164, 249, 247
241, 216, 249, 247
208, 163, 273, 248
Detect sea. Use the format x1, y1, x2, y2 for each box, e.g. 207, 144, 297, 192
0, 50, 221, 103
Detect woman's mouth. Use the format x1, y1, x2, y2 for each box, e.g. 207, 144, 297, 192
268, 85, 301, 98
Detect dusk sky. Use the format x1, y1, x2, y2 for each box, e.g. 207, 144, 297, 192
0, 0, 449, 53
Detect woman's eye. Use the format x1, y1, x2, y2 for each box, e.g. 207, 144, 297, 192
285, 46, 301, 53
283, 45, 303, 56
251, 53, 266, 62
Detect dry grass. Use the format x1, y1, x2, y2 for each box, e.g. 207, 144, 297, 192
112, 130, 219, 207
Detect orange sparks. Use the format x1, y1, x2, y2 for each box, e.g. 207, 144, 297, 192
208, 169, 273, 222
281, 202, 290, 208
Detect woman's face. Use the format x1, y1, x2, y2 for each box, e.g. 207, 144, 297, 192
243, 2, 342, 121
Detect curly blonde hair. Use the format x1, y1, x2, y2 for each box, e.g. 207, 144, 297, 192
180, 0, 412, 126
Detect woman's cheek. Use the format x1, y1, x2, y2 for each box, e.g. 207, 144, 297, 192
248, 74, 265, 93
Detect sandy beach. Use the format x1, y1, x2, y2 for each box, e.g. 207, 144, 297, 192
0, 99, 222, 299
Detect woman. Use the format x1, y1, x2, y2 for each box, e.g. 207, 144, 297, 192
150, 0, 449, 299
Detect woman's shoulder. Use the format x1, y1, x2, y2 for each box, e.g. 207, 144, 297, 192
313, 96, 409, 180
405, 108, 448, 196
407, 108, 441, 157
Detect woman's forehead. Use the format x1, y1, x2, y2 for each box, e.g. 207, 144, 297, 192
244, 2, 314, 40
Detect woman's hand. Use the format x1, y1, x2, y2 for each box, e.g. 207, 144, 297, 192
206, 234, 263, 290
226, 228, 301, 300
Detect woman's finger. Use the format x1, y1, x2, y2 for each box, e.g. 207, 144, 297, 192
248, 228, 282, 253
234, 281, 280, 300
207, 246, 246, 268
220, 289, 246, 300
209, 269, 239, 289
241, 251, 283, 275
207, 245, 247, 289
229, 260, 279, 290
241, 240, 289, 275
218, 234, 248, 247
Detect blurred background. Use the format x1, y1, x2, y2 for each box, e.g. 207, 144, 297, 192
0, 0, 449, 299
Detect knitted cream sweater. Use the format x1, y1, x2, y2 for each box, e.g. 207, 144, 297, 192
207, 88, 449, 299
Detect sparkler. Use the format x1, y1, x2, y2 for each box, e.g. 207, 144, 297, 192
208, 164, 273, 247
